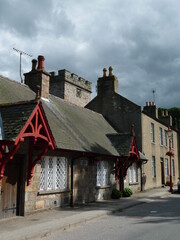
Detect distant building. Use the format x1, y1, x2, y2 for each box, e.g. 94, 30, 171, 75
86, 67, 179, 192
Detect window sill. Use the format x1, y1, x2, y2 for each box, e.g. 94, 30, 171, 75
129, 182, 139, 186
38, 189, 70, 195
96, 185, 110, 189
151, 142, 155, 145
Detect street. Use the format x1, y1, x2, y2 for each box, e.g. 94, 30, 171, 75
43, 193, 180, 240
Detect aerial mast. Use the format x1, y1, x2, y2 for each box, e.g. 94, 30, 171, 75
152, 89, 156, 104
13, 48, 32, 83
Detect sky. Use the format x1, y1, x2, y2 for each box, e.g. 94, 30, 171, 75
1, 0, 180, 108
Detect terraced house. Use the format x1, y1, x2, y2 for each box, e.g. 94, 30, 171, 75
0, 56, 140, 219
0, 56, 179, 219
86, 67, 179, 192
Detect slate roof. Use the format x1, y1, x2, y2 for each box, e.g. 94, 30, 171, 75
0, 102, 37, 141
0, 75, 119, 156
107, 133, 133, 156
0, 75, 35, 105
42, 95, 119, 156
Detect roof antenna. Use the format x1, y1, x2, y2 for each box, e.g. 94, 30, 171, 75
13, 48, 32, 84
152, 89, 156, 104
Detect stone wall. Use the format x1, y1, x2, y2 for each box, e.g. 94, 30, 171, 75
73, 158, 115, 204
50, 69, 92, 107
25, 162, 70, 214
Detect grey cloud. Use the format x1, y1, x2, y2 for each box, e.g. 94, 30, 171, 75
1, 0, 180, 108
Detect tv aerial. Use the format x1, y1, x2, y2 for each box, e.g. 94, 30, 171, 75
13, 48, 32, 83
152, 89, 156, 104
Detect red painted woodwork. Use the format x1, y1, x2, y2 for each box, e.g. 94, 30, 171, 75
0, 101, 56, 184
115, 135, 140, 180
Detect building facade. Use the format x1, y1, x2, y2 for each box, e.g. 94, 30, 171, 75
142, 103, 179, 190
86, 67, 180, 192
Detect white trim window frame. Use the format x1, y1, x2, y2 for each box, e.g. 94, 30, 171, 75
152, 156, 156, 178
172, 159, 175, 176
96, 161, 109, 186
171, 133, 174, 149
40, 156, 68, 191
164, 130, 168, 147
151, 123, 155, 143
129, 162, 138, 184
165, 158, 169, 177
159, 127, 163, 146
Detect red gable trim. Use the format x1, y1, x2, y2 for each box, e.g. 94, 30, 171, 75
115, 135, 140, 180
14, 101, 56, 149
129, 135, 140, 160
0, 101, 56, 182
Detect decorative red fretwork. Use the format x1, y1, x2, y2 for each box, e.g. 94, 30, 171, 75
0, 101, 56, 183
115, 135, 140, 180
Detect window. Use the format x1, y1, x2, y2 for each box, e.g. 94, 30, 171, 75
40, 156, 68, 191
172, 159, 175, 176
171, 133, 174, 149
164, 130, 167, 147
129, 162, 138, 183
76, 88, 82, 98
165, 158, 169, 177
97, 161, 108, 186
151, 123, 155, 143
159, 127, 163, 145
152, 156, 156, 178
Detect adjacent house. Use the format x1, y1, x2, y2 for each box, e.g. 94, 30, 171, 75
86, 67, 179, 192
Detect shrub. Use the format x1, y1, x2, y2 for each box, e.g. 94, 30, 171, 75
165, 180, 174, 186
111, 188, 123, 199
123, 188, 133, 197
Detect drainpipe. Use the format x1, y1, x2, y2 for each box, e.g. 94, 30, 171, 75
140, 162, 143, 191
70, 158, 74, 207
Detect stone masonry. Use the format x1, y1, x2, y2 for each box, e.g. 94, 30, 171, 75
50, 70, 92, 107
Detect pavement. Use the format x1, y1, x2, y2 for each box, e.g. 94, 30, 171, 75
0, 187, 175, 240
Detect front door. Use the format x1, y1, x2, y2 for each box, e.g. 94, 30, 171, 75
160, 158, 165, 186
0, 159, 21, 219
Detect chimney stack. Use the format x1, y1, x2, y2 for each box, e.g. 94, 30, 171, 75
143, 101, 158, 118
24, 55, 50, 99
97, 66, 118, 96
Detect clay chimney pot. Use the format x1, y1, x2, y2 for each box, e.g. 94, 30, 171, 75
109, 66, 113, 76
103, 68, 107, 77
32, 59, 37, 71
37, 55, 45, 71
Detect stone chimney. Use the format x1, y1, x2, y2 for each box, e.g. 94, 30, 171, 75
143, 101, 158, 118
159, 109, 173, 127
97, 66, 118, 96
24, 55, 50, 99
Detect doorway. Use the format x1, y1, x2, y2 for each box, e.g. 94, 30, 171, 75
0, 155, 25, 219
160, 158, 165, 186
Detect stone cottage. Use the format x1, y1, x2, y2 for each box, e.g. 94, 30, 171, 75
0, 56, 140, 219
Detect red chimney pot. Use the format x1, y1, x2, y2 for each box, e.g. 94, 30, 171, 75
37, 55, 45, 71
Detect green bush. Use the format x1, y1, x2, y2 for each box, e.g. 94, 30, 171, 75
165, 180, 174, 186
123, 188, 133, 197
111, 188, 123, 199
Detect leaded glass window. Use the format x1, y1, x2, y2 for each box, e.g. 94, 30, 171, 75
40, 156, 68, 191
96, 161, 109, 186
129, 162, 138, 183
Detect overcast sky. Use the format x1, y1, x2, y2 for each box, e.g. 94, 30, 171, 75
1, 0, 180, 108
